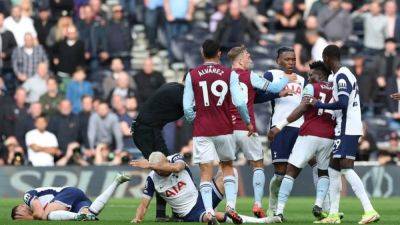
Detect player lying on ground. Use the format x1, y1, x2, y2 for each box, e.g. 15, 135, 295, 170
11, 173, 130, 221
130, 152, 282, 224
268, 61, 335, 222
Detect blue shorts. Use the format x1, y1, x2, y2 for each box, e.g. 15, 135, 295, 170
332, 135, 361, 160
52, 187, 92, 213
178, 180, 223, 222
270, 126, 299, 163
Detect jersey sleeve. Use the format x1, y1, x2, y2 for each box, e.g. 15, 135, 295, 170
170, 154, 185, 164
23, 189, 38, 207
303, 84, 314, 97
336, 73, 352, 97
230, 71, 251, 124
183, 73, 195, 122
142, 175, 155, 199
250, 71, 270, 91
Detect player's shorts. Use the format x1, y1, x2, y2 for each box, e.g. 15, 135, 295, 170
131, 121, 169, 159
178, 179, 223, 222
193, 134, 235, 164
270, 126, 299, 163
289, 135, 334, 170
332, 135, 361, 160
52, 187, 92, 213
233, 130, 263, 161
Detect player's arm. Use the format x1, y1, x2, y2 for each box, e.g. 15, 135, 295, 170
130, 155, 186, 173
250, 71, 289, 93
312, 74, 350, 110
230, 71, 250, 125
183, 73, 195, 122
132, 176, 155, 223
23, 190, 45, 220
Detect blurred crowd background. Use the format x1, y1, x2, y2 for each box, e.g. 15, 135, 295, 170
0, 0, 400, 167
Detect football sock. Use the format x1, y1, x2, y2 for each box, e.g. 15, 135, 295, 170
47, 211, 78, 220
200, 181, 214, 215
224, 176, 237, 210
322, 192, 331, 212
276, 175, 294, 215
240, 214, 267, 223
253, 168, 265, 207
328, 167, 341, 214
315, 176, 329, 208
155, 193, 167, 218
269, 173, 283, 213
312, 165, 318, 189
342, 169, 374, 212
89, 180, 118, 214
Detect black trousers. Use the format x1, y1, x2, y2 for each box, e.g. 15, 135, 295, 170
131, 121, 169, 159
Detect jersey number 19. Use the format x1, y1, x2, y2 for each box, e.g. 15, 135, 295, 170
199, 80, 228, 107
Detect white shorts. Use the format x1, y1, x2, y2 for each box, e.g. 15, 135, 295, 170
193, 134, 235, 164
233, 130, 263, 161
288, 135, 333, 170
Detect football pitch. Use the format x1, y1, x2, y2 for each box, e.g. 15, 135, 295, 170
1, 197, 398, 225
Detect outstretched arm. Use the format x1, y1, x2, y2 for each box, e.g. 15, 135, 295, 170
183, 73, 195, 122
250, 71, 289, 93
130, 159, 186, 174
132, 197, 151, 223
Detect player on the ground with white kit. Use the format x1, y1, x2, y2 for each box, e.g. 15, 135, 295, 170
183, 40, 252, 224
255, 47, 305, 216
227, 45, 292, 218
310, 45, 379, 224
268, 61, 335, 222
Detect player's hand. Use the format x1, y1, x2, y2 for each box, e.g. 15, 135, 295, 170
390, 92, 400, 100
129, 159, 150, 169
246, 123, 255, 137
267, 127, 281, 142
306, 96, 318, 106
131, 218, 141, 223
279, 89, 294, 97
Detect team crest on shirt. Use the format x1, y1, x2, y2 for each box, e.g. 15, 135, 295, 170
23, 193, 31, 204
338, 79, 347, 89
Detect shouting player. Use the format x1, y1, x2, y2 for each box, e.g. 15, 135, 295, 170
183, 40, 252, 224
11, 173, 130, 221
131, 152, 282, 224
227, 45, 291, 218
267, 61, 334, 221
310, 45, 379, 224
256, 47, 305, 216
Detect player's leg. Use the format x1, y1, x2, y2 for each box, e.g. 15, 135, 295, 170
218, 212, 282, 224
45, 202, 83, 221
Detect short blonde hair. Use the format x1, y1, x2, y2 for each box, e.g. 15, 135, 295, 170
149, 152, 167, 164
227, 45, 247, 62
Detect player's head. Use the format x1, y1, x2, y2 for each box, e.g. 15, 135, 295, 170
201, 39, 221, 61
149, 151, 170, 176
227, 45, 252, 70
308, 61, 331, 83
11, 204, 33, 220
276, 47, 295, 74
322, 44, 340, 70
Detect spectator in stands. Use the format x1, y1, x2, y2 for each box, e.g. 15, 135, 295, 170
164, 0, 195, 61
0, 136, 25, 166
78, 95, 93, 151
309, 0, 328, 17
0, 88, 29, 138
12, 33, 48, 82
240, 0, 268, 33
357, 123, 377, 161
111, 95, 126, 117
134, 57, 165, 106
106, 4, 133, 69
89, 0, 107, 23
48, 99, 80, 154
305, 29, 328, 61
88, 102, 123, 152
39, 77, 64, 117
56, 142, 89, 166
376, 38, 400, 90
387, 65, 400, 119
66, 67, 94, 113
25, 115, 61, 166
49, 0, 74, 20
209, 0, 228, 33
275, 0, 302, 31
4, 5, 36, 47
353, 1, 387, 55
0, 1, 11, 16
22, 62, 49, 103
119, 96, 138, 152
14, 102, 42, 149
77, 5, 108, 73
294, 16, 319, 72
377, 131, 400, 165
144, 0, 165, 51
0, 12, 17, 91
353, 54, 376, 113
102, 58, 135, 99
384, 0, 400, 43
214, 1, 265, 51
20, 0, 33, 17
34, 6, 53, 52
107, 71, 136, 104
46, 16, 73, 49
317, 0, 352, 47
53, 25, 85, 77
94, 143, 131, 165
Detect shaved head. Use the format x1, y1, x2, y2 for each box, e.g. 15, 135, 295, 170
149, 152, 167, 164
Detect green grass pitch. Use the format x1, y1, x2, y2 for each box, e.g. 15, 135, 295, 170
1, 197, 398, 224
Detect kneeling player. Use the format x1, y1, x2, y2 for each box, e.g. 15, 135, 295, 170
267, 61, 335, 221
11, 173, 130, 221
130, 152, 282, 224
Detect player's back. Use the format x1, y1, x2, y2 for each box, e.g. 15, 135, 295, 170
24, 187, 65, 207
190, 62, 233, 136
333, 67, 362, 136
230, 69, 256, 130
300, 82, 335, 139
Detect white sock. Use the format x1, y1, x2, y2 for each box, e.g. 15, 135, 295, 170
47, 211, 78, 220
89, 180, 118, 214
315, 176, 329, 208
268, 173, 283, 212
240, 214, 267, 223
342, 169, 374, 212
328, 168, 341, 214
224, 175, 237, 209
322, 193, 331, 212
312, 166, 318, 189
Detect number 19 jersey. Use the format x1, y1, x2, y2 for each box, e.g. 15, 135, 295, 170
189, 63, 233, 137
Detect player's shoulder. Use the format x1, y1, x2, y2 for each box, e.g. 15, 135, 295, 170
167, 153, 186, 164
336, 67, 355, 78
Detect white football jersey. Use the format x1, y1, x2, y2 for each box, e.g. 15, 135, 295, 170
332, 67, 363, 136
23, 187, 66, 208
142, 154, 198, 217
266, 69, 305, 128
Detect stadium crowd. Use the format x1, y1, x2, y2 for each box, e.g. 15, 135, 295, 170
0, 0, 399, 167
